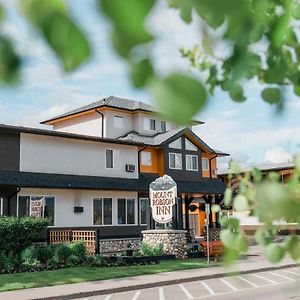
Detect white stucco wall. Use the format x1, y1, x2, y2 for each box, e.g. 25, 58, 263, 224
133, 112, 177, 135
19, 188, 138, 227
53, 112, 102, 137
104, 110, 133, 138
20, 133, 138, 178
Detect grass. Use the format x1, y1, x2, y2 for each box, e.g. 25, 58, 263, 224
0, 259, 215, 292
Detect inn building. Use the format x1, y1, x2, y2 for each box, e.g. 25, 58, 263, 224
0, 97, 228, 249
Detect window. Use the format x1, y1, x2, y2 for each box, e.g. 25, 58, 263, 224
140, 198, 148, 225
113, 116, 124, 129
117, 198, 136, 225
169, 138, 182, 149
185, 139, 197, 151
202, 158, 209, 170
93, 198, 112, 225
106, 149, 113, 168
141, 151, 152, 166
169, 153, 182, 169
186, 155, 198, 171
161, 121, 167, 132
18, 195, 55, 226
150, 119, 156, 130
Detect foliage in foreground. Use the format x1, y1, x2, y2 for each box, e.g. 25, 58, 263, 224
218, 155, 300, 264
0, 1, 299, 124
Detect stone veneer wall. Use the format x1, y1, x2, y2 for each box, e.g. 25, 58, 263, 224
142, 229, 187, 259
99, 238, 140, 254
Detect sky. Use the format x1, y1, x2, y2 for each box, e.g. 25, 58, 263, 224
0, 0, 299, 171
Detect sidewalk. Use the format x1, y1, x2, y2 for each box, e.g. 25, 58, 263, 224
1, 246, 299, 300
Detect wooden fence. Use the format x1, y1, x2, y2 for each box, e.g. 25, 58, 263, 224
48, 229, 97, 256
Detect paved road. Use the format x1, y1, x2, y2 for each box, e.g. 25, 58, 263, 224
77, 267, 300, 300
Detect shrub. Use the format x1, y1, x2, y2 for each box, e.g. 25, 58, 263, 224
56, 244, 72, 263
67, 255, 81, 266
152, 243, 164, 256
47, 256, 59, 267
70, 240, 86, 262
0, 216, 50, 265
86, 255, 96, 266
21, 258, 41, 272
0, 251, 17, 273
21, 247, 38, 262
139, 242, 164, 256
95, 254, 103, 266
35, 245, 55, 264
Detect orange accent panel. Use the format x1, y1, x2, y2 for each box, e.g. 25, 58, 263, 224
140, 148, 159, 174
202, 155, 217, 178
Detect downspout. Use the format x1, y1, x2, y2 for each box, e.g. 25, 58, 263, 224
7, 187, 21, 216
95, 109, 104, 137
209, 155, 217, 178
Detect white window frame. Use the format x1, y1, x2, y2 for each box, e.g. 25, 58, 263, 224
105, 149, 114, 169
169, 153, 182, 170
113, 115, 124, 129
161, 121, 167, 132
169, 138, 182, 149
117, 198, 137, 225
185, 138, 198, 151
186, 154, 199, 171
17, 195, 56, 226
202, 158, 209, 170
141, 151, 152, 166
139, 198, 148, 225
93, 197, 113, 226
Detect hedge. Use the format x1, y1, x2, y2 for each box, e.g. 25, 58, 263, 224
0, 216, 50, 264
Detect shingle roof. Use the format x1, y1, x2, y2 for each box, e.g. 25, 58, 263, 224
0, 171, 226, 194
119, 127, 229, 156
118, 128, 183, 145
40, 96, 204, 125
41, 96, 156, 124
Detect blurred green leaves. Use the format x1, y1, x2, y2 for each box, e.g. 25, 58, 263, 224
0, 36, 21, 84
261, 88, 281, 105
150, 73, 207, 124
223, 158, 300, 264
20, 0, 91, 71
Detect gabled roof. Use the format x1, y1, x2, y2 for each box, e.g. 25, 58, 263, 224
119, 127, 229, 156
40, 96, 204, 125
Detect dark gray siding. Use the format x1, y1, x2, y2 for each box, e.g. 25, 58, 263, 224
0, 131, 20, 171
164, 137, 203, 182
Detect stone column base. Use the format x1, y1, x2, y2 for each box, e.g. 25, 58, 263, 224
142, 229, 187, 259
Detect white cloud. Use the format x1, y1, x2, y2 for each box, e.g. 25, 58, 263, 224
264, 147, 292, 163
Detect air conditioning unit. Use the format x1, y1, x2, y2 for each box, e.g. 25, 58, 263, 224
126, 164, 135, 172
74, 206, 84, 213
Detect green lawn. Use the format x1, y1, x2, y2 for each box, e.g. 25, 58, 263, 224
0, 259, 215, 292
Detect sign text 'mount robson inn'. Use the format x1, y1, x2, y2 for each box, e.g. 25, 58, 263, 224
149, 175, 177, 224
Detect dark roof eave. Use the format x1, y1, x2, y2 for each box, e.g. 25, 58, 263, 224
0, 171, 226, 194
0, 124, 145, 147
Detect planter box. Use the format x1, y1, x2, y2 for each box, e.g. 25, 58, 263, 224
103, 254, 175, 265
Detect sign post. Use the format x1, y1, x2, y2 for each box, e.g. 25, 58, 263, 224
205, 203, 210, 264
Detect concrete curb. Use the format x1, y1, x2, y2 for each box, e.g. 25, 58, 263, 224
30, 263, 300, 300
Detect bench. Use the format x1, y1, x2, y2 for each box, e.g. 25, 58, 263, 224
200, 241, 223, 261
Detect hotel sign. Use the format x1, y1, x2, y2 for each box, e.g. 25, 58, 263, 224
149, 175, 177, 224
30, 198, 44, 218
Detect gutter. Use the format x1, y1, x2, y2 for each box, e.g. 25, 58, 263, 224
95, 109, 104, 137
